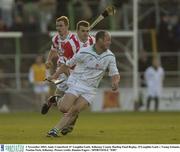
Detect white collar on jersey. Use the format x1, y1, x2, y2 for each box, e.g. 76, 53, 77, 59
59, 32, 70, 40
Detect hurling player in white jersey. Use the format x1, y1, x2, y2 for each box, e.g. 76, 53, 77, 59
42, 20, 95, 135
46, 31, 120, 137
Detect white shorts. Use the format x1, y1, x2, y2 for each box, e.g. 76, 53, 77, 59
34, 84, 49, 94
65, 83, 97, 104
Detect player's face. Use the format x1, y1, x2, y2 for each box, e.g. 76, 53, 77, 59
77, 26, 89, 42
100, 33, 111, 50
56, 21, 68, 36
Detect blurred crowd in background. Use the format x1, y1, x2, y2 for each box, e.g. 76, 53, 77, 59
0, 0, 123, 33
1, 0, 180, 52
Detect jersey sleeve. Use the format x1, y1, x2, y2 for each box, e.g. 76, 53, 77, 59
108, 56, 119, 76
66, 49, 84, 67
50, 34, 59, 51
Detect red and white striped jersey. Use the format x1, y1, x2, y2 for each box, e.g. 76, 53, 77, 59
51, 32, 75, 63
51, 32, 75, 54
63, 34, 95, 60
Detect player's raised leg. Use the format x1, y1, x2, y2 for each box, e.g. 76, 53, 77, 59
47, 94, 89, 137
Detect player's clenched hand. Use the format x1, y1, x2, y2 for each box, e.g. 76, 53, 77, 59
111, 74, 120, 91
60, 64, 70, 76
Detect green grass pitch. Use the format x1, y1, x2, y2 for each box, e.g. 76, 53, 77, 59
0, 110, 180, 144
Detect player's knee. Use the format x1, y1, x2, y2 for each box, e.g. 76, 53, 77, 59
58, 103, 71, 113
58, 106, 67, 113
62, 107, 79, 118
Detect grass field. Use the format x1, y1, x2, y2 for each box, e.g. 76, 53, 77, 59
0, 110, 180, 144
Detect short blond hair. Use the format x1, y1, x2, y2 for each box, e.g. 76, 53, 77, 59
56, 16, 69, 26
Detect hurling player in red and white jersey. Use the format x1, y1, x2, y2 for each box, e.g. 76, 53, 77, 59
49, 20, 95, 79
45, 16, 75, 105
45, 16, 75, 69
63, 20, 95, 60
41, 20, 95, 136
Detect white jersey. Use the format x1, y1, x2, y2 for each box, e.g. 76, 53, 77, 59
145, 66, 164, 97
66, 45, 119, 88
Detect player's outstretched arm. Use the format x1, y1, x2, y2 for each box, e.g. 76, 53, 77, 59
111, 74, 120, 91
50, 64, 70, 80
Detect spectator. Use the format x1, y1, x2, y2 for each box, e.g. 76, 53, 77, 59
38, 0, 56, 33
144, 58, 164, 111
28, 55, 49, 110
25, 15, 39, 33
0, 0, 15, 28
14, 0, 24, 18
